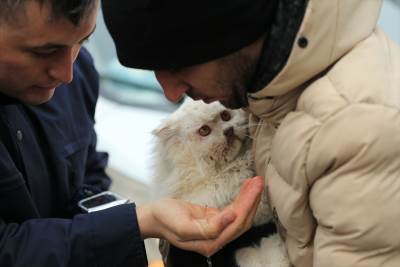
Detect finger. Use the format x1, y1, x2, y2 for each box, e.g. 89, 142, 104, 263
190, 205, 220, 220
171, 177, 265, 256
207, 176, 264, 250
229, 176, 264, 216
241, 185, 263, 228
168, 204, 234, 242
233, 176, 264, 228
197, 209, 237, 239
178, 207, 236, 241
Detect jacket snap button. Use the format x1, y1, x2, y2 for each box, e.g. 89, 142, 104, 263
298, 37, 308, 48
16, 130, 23, 141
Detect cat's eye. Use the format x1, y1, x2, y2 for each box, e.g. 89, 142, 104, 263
198, 125, 211, 136
220, 110, 231, 121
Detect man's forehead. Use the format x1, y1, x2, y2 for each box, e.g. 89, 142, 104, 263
2, 0, 98, 28
2, 1, 53, 30
2, 1, 97, 48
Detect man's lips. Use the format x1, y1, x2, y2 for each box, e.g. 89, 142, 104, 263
202, 98, 214, 104
34, 84, 61, 90
188, 91, 226, 104
203, 97, 226, 104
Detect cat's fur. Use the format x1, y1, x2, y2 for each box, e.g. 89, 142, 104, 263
152, 99, 290, 267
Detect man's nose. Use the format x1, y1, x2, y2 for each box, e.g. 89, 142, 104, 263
48, 46, 80, 84
154, 71, 189, 103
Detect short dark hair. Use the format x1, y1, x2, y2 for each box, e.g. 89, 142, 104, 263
0, 0, 96, 25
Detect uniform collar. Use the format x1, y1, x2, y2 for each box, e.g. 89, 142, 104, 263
0, 92, 21, 105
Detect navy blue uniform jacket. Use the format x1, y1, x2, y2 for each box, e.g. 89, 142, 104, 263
0, 49, 147, 267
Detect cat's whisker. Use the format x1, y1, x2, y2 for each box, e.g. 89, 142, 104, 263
242, 122, 266, 127
152, 100, 289, 266
243, 134, 255, 140
236, 123, 266, 129
249, 122, 267, 127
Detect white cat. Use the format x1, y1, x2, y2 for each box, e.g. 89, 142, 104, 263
152, 99, 290, 267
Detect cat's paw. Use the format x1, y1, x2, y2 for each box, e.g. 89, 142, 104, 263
235, 234, 290, 267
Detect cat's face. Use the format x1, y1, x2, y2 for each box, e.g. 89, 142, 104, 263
154, 99, 249, 166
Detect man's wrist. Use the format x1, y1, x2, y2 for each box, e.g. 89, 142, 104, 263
136, 203, 156, 239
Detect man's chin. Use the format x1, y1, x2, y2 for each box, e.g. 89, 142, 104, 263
218, 89, 249, 109
23, 89, 56, 105
219, 99, 248, 110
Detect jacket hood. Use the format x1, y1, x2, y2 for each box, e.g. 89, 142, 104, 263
249, 0, 383, 102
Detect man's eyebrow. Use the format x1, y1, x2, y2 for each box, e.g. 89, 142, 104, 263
31, 25, 97, 49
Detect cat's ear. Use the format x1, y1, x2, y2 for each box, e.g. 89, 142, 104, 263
152, 121, 178, 141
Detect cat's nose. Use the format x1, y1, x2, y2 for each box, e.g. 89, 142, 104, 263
224, 127, 234, 138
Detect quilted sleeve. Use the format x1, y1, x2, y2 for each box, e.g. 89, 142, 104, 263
306, 103, 400, 267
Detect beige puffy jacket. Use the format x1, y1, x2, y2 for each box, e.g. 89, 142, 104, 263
248, 0, 400, 266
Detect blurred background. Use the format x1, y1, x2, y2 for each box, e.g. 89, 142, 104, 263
84, 0, 400, 264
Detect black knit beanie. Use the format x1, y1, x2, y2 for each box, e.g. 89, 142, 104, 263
102, 0, 277, 70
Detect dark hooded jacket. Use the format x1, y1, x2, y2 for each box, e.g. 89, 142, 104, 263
0, 48, 147, 267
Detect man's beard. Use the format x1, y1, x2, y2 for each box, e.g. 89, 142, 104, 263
219, 85, 249, 109
217, 53, 257, 109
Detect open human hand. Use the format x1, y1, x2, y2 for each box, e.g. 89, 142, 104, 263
136, 176, 264, 256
